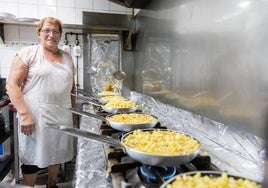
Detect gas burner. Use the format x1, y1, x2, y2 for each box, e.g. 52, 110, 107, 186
138, 165, 177, 184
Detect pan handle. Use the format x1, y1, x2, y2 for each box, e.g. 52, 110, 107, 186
49, 124, 122, 148
67, 107, 107, 122
76, 88, 99, 101
71, 93, 101, 106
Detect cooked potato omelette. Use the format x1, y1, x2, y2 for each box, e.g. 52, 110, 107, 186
123, 129, 200, 155
99, 95, 126, 103
104, 99, 137, 108
107, 113, 157, 124
166, 172, 261, 188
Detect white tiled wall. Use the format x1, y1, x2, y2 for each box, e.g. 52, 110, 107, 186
0, 25, 85, 88
0, 0, 133, 89
0, 0, 132, 25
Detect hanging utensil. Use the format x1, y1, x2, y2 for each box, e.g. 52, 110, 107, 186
112, 37, 126, 81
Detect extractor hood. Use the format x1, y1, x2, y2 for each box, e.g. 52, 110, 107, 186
82, 12, 133, 33
107, 0, 152, 9
107, 0, 183, 9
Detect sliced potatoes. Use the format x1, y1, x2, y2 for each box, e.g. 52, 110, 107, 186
104, 100, 137, 109
123, 129, 200, 155
107, 113, 157, 124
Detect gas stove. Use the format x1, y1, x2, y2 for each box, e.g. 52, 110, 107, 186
97, 119, 220, 188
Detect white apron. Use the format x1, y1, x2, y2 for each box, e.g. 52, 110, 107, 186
18, 47, 74, 168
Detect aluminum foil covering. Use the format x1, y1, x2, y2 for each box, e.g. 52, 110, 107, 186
86, 35, 123, 96
132, 91, 265, 183
73, 105, 112, 188
74, 91, 265, 187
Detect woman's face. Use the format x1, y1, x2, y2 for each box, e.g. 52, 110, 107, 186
38, 20, 62, 50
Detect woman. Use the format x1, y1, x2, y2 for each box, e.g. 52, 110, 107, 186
6, 17, 76, 188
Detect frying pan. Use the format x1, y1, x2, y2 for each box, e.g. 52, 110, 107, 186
73, 94, 138, 114
98, 95, 127, 104
160, 171, 261, 188
49, 126, 200, 167
76, 89, 121, 104
67, 107, 158, 132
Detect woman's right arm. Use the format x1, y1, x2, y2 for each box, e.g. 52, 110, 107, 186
6, 55, 34, 135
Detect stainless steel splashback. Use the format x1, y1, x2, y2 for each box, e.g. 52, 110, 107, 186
82, 12, 132, 34
133, 0, 268, 138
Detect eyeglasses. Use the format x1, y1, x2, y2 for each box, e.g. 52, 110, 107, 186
41, 29, 61, 35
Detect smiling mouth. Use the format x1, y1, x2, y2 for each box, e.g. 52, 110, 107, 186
47, 39, 57, 43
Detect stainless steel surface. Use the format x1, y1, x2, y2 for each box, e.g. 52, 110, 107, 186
107, 0, 180, 9
107, 0, 148, 8
133, 0, 268, 138
13, 112, 19, 184
82, 12, 132, 33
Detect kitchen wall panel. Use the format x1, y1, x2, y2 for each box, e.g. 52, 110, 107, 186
18, 0, 38, 4
38, 0, 56, 6
133, 0, 268, 138
38, 5, 57, 19
58, 7, 76, 24
75, 0, 93, 9
0, 0, 132, 25
18, 4, 38, 18
0, 2, 18, 16
57, 0, 75, 7
93, 0, 110, 12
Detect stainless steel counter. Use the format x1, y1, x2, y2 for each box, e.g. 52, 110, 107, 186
74, 91, 265, 187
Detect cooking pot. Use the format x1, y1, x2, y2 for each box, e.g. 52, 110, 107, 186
48, 126, 200, 167
67, 107, 158, 132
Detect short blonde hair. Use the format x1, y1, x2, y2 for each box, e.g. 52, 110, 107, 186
36, 17, 62, 33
